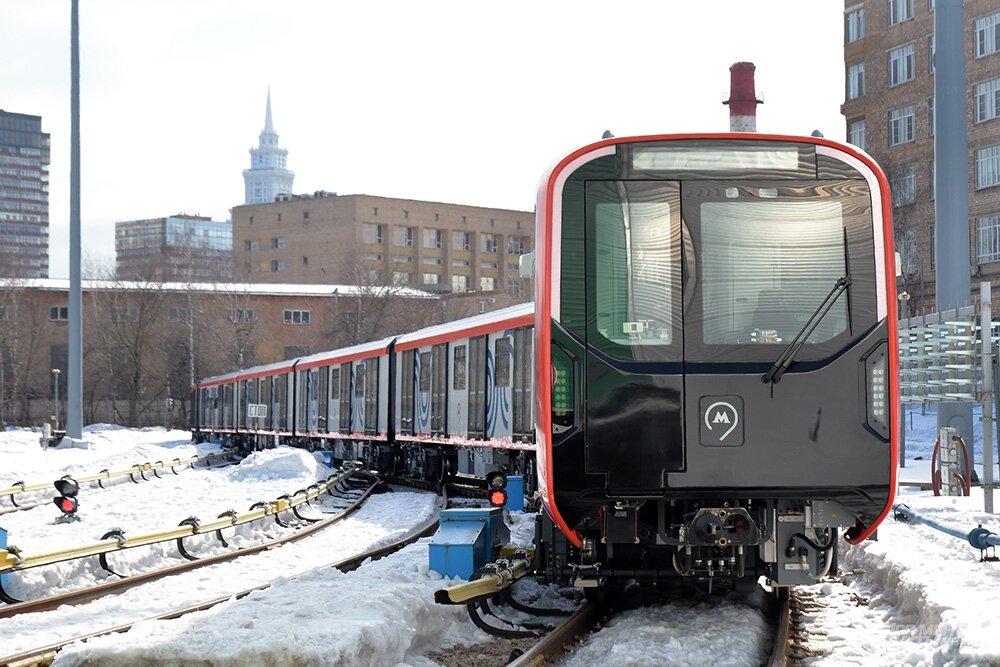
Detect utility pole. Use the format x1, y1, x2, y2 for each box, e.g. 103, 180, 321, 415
66, 0, 84, 439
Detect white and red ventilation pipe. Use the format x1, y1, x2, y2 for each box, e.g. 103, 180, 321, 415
724, 62, 763, 132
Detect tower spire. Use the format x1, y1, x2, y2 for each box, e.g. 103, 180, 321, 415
264, 86, 274, 134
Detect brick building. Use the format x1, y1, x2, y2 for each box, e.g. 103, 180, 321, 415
0, 279, 435, 427
231, 193, 534, 304
842, 1, 1000, 315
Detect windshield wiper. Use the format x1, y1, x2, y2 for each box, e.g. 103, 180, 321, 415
761, 275, 852, 385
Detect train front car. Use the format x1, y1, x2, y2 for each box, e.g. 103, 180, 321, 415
534, 134, 898, 590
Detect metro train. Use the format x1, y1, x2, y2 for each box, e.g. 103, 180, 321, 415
194, 133, 898, 590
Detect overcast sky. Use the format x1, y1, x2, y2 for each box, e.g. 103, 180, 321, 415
2, 1, 846, 279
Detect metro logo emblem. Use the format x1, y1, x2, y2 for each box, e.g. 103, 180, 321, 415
699, 396, 744, 446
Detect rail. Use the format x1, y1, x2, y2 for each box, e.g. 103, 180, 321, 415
0, 450, 232, 506
0, 490, 443, 667
0, 464, 360, 577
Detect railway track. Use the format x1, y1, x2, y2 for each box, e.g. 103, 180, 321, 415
0, 483, 444, 666
496, 584, 797, 667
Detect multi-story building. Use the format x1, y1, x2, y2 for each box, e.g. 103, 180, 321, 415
842, 0, 1000, 315
242, 91, 293, 205
231, 192, 534, 303
0, 110, 50, 278
115, 214, 232, 281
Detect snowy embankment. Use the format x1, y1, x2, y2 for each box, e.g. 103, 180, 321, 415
4, 414, 1000, 666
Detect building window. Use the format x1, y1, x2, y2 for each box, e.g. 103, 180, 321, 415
452, 259, 470, 267
897, 229, 918, 275
363, 223, 384, 245
845, 5, 864, 43
392, 254, 414, 264
975, 79, 1000, 123
303, 211, 309, 220
112, 306, 139, 322
303, 256, 309, 265
373, 207, 378, 217
507, 236, 528, 255
480, 276, 496, 291
929, 35, 935, 75
481, 233, 498, 253
394, 225, 414, 247
364, 253, 384, 261
452, 274, 469, 292
391, 271, 411, 285
847, 63, 865, 99
975, 12, 1000, 58
244, 262, 260, 274
888, 44, 915, 87
404, 210, 409, 219
168, 307, 192, 322
928, 97, 935, 135
977, 215, 1000, 263
283, 309, 311, 324
890, 165, 917, 207
847, 118, 866, 150
423, 228, 444, 249
976, 145, 1000, 189
271, 237, 285, 249
930, 159, 936, 200
277, 213, 282, 222
423, 257, 443, 265
245, 240, 259, 251
0, 305, 11, 320
271, 260, 286, 272
50, 306, 69, 321
229, 309, 257, 323
888, 0, 913, 26
423, 272, 440, 285
507, 279, 524, 299
888, 105, 915, 146
452, 231, 471, 251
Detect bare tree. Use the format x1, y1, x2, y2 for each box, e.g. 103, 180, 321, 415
0, 279, 49, 424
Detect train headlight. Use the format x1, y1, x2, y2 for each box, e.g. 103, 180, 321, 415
863, 342, 890, 439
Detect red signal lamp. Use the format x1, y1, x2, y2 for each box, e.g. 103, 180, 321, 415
53, 475, 80, 519
488, 488, 508, 507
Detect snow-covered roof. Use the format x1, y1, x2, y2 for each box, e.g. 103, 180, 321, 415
0, 278, 437, 300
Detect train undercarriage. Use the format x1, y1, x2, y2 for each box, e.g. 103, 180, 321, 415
535, 496, 856, 590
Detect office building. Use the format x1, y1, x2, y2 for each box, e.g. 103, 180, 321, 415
115, 214, 232, 281
0, 110, 50, 278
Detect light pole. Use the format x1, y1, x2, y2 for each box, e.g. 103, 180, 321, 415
898, 291, 911, 466
52, 368, 61, 430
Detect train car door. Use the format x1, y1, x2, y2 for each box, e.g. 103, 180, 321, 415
468, 335, 487, 439
399, 350, 415, 435
415, 349, 432, 435
317, 367, 329, 433
431, 343, 448, 436
511, 326, 534, 439
328, 366, 340, 435
448, 342, 469, 439
338, 363, 352, 434
364, 359, 378, 436
583, 180, 684, 491
487, 331, 513, 440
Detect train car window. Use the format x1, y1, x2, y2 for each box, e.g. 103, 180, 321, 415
700, 199, 847, 346
400, 350, 415, 435
585, 181, 682, 363
330, 368, 340, 400
339, 363, 351, 431
365, 360, 379, 433
684, 181, 877, 363
494, 338, 511, 387
419, 352, 431, 393
453, 345, 467, 390
355, 362, 366, 397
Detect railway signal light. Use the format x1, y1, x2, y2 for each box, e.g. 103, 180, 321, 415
488, 488, 508, 507
486, 471, 508, 490
53, 476, 80, 521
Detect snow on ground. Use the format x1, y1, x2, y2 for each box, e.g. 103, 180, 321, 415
2, 414, 1000, 665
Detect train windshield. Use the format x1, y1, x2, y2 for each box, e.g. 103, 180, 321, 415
586, 178, 878, 364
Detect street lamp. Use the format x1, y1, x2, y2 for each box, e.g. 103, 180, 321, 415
898, 292, 911, 466
52, 369, 61, 431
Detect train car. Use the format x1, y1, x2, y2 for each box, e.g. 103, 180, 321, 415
392, 303, 535, 483
292, 338, 395, 466
532, 134, 898, 589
